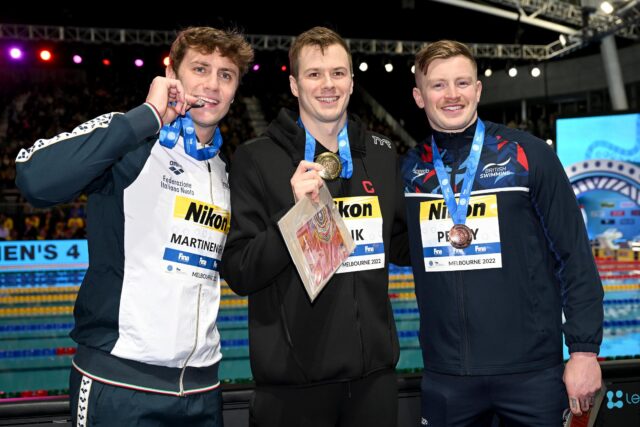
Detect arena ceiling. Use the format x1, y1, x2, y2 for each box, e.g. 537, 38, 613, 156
3, 0, 638, 58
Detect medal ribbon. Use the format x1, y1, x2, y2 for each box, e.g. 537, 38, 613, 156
431, 119, 485, 226
159, 112, 222, 161
299, 118, 353, 179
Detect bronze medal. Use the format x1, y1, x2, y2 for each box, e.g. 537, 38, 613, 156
449, 224, 473, 249
315, 152, 342, 181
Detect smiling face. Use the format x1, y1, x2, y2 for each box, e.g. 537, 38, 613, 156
413, 55, 482, 133
289, 43, 353, 130
166, 47, 239, 141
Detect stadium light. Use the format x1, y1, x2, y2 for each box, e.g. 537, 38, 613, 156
530, 66, 541, 78
38, 49, 53, 62
9, 47, 23, 60
600, 1, 614, 14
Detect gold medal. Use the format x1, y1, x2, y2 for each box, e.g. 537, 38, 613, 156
315, 152, 342, 181
449, 224, 473, 249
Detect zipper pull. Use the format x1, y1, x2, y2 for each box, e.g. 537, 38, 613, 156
206, 161, 211, 173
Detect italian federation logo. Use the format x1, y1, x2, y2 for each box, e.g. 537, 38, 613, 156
169, 160, 184, 175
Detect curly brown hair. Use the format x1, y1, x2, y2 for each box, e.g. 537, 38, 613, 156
170, 27, 254, 77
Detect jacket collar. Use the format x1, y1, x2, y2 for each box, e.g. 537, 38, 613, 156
266, 108, 367, 166
431, 119, 478, 151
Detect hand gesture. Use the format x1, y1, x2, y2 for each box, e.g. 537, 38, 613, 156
145, 77, 203, 125
290, 160, 325, 203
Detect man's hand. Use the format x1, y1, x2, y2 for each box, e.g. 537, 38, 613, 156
145, 77, 203, 125
564, 352, 602, 416
290, 160, 325, 203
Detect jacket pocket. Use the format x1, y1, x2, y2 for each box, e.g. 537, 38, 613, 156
521, 233, 548, 337
275, 279, 309, 383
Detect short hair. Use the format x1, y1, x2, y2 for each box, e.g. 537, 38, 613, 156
414, 40, 477, 78
170, 27, 254, 77
289, 26, 352, 78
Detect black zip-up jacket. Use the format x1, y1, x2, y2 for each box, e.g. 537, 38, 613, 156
402, 120, 603, 375
221, 108, 409, 386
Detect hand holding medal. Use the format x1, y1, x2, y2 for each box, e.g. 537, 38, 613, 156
145, 76, 208, 126
299, 117, 353, 182
146, 76, 188, 125
290, 160, 325, 203
291, 117, 353, 202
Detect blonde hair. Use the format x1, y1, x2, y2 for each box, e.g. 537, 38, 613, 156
414, 40, 477, 77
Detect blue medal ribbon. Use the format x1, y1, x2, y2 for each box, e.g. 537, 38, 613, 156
299, 118, 353, 179
431, 119, 485, 226
159, 112, 222, 161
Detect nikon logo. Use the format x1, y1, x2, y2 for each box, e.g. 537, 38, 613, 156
183, 202, 229, 233
428, 200, 486, 221
335, 200, 373, 218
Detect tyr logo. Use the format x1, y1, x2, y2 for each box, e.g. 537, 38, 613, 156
372, 135, 392, 149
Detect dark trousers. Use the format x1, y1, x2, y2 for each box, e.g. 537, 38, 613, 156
250, 369, 398, 427
420, 364, 568, 427
70, 367, 223, 427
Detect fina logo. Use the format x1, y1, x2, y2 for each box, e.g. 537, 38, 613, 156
169, 160, 184, 175
606, 389, 640, 409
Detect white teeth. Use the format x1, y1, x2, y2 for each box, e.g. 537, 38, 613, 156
318, 97, 338, 103
197, 96, 219, 105
443, 105, 462, 111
